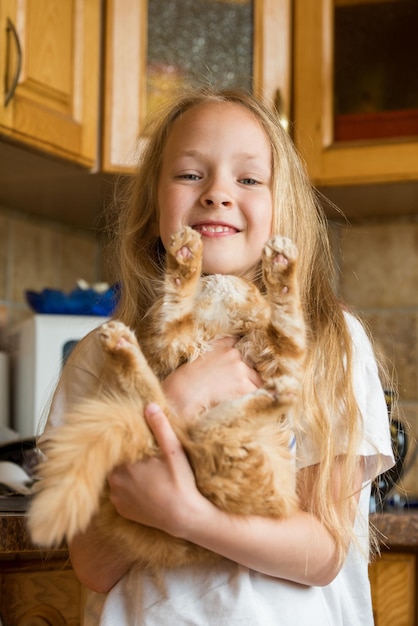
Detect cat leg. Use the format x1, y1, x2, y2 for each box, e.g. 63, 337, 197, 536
28, 321, 164, 547
99, 320, 167, 408
144, 227, 206, 375
161, 226, 203, 320
245, 236, 306, 382
262, 235, 305, 344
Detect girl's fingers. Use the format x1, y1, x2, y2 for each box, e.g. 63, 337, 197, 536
144, 403, 182, 457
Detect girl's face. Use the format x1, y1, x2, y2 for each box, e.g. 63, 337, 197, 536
157, 101, 273, 275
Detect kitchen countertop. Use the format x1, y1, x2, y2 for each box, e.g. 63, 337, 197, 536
370, 511, 418, 551
0, 511, 417, 558
0, 512, 68, 560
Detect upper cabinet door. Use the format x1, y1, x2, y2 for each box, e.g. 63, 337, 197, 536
103, 0, 291, 173
293, 0, 418, 187
0, 0, 101, 167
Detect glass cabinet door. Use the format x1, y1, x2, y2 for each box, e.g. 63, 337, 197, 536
294, 0, 418, 188
334, 0, 418, 142
103, 0, 291, 172
146, 0, 254, 112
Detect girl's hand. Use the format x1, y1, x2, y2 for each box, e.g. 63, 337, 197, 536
70, 404, 204, 594
108, 403, 206, 537
161, 337, 262, 421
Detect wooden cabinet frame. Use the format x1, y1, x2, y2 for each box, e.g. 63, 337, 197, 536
293, 0, 418, 186
103, 0, 292, 172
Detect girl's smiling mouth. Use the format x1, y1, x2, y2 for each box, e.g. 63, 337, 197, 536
192, 223, 239, 236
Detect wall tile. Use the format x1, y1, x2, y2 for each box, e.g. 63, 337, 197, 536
0, 206, 104, 325
10, 217, 60, 305
363, 311, 418, 402
98, 238, 118, 285
339, 222, 418, 309
59, 230, 98, 292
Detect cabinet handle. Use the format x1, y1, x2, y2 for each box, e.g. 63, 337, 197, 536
4, 17, 22, 106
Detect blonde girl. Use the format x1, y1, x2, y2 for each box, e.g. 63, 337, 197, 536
48, 88, 394, 625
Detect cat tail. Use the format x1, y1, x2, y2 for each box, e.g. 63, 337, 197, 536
28, 396, 157, 547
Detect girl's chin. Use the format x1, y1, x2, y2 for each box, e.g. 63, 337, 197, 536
202, 251, 259, 276
202, 262, 253, 277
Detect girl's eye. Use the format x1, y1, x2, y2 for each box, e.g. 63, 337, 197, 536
178, 173, 201, 181
240, 177, 259, 185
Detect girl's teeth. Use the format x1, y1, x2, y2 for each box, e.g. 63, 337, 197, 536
200, 225, 230, 233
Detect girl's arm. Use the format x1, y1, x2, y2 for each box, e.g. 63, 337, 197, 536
68, 519, 136, 593
107, 404, 363, 590
71, 400, 361, 593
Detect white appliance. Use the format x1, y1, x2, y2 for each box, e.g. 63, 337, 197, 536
7, 315, 107, 437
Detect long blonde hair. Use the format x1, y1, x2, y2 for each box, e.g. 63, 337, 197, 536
109, 87, 368, 563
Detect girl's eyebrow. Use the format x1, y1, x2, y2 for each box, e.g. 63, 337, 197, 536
174, 149, 203, 158
176, 149, 266, 162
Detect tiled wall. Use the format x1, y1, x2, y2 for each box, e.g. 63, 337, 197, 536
0, 206, 103, 338
332, 217, 418, 499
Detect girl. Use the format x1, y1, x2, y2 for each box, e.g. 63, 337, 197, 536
47, 88, 394, 624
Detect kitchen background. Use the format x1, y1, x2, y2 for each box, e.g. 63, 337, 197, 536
1, 2, 418, 624
0, 2, 417, 498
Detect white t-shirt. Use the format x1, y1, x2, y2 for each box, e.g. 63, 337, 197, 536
47, 313, 394, 626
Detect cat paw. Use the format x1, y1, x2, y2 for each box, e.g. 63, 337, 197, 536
167, 227, 203, 283
169, 227, 202, 264
99, 320, 138, 354
262, 236, 298, 291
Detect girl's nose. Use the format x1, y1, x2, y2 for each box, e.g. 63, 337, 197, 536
200, 188, 233, 209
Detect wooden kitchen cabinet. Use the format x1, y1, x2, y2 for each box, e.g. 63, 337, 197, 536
293, 0, 418, 187
0, 562, 82, 626
369, 552, 417, 626
0, 0, 101, 167
102, 0, 291, 172
0, 0, 291, 225
0, 516, 83, 626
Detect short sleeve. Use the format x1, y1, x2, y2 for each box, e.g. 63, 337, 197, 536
296, 313, 395, 477
345, 313, 395, 481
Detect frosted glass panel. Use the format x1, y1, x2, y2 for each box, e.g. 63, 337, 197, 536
147, 0, 253, 110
